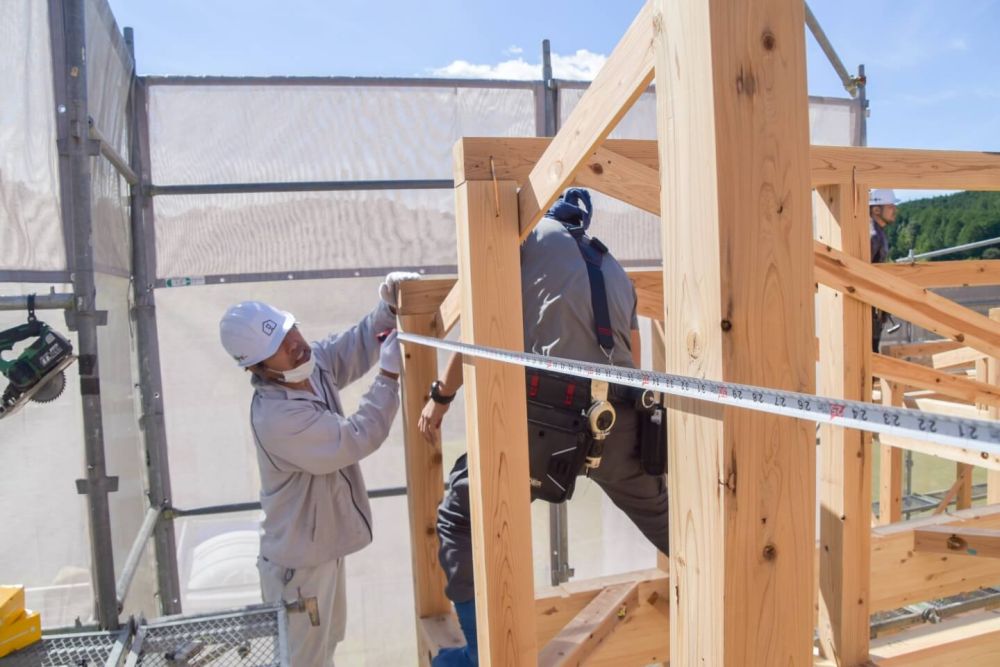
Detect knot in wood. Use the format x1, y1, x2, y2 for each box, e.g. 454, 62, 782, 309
762, 544, 777, 561
761, 30, 777, 51
946, 534, 967, 551
589, 162, 605, 175
720, 319, 732, 332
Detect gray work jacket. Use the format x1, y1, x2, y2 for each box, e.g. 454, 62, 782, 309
249, 302, 399, 568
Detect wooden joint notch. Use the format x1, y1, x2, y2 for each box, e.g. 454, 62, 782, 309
913, 525, 1000, 559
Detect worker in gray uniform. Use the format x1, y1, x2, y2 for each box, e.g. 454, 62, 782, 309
418, 189, 669, 667
219, 271, 417, 667
870, 188, 900, 352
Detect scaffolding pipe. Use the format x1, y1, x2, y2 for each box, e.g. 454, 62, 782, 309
148, 179, 454, 197
804, 2, 858, 98
62, 0, 120, 630
897, 236, 1000, 262
115, 506, 162, 610
126, 27, 184, 616
88, 117, 139, 185
0, 292, 75, 312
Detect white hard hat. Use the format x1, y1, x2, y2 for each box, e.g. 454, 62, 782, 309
869, 189, 899, 206
219, 301, 295, 367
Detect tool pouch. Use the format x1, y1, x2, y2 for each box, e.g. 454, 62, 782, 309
638, 398, 668, 476
525, 370, 593, 503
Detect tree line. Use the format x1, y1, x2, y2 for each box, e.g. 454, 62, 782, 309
887, 191, 1000, 260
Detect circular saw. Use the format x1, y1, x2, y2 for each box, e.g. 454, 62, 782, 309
1, 318, 75, 419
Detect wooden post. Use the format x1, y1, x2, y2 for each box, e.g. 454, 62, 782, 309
399, 314, 451, 664
878, 381, 904, 525
653, 0, 816, 664
650, 319, 670, 575
816, 185, 872, 665
454, 176, 537, 666
986, 309, 1000, 504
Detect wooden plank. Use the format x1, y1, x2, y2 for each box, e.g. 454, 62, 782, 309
871, 505, 1000, 612
878, 381, 904, 525
435, 277, 462, 337
815, 185, 872, 666
573, 145, 661, 215
914, 525, 1000, 559
455, 179, 536, 666
653, 0, 816, 664
649, 319, 670, 575
398, 279, 458, 316
538, 582, 640, 667
872, 353, 1000, 409
811, 145, 1000, 190
870, 612, 1000, 667
880, 432, 1000, 472
931, 468, 971, 515
399, 313, 451, 657
815, 241, 1000, 360
878, 260, 1000, 288
885, 339, 964, 360
987, 309, 1000, 504
517, 2, 656, 239
931, 345, 982, 370
957, 461, 975, 510
418, 613, 465, 667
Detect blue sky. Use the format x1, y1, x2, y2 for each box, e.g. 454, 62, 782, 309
107, 0, 999, 199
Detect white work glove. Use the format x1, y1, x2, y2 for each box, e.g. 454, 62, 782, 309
379, 271, 422, 309
379, 330, 402, 376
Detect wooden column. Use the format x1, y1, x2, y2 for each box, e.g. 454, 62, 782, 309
399, 313, 451, 664
650, 319, 670, 575
454, 176, 537, 666
653, 0, 816, 664
986, 309, 1000, 504
878, 381, 904, 525
816, 185, 872, 665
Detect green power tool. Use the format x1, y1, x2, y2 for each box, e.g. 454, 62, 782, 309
0, 303, 75, 419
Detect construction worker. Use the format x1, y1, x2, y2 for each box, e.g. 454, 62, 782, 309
870, 188, 899, 351
218, 271, 417, 667
418, 189, 669, 667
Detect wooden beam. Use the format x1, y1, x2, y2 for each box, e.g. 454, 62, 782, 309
931, 467, 971, 515
914, 525, 1000, 559
885, 339, 964, 360
880, 432, 1000, 472
455, 179, 536, 666
872, 353, 1000, 409
986, 309, 1000, 504
630, 270, 664, 320
810, 145, 1000, 190
516, 2, 656, 239
573, 146, 661, 216
878, 260, 1000, 288
398, 278, 458, 316
870, 612, 1000, 666
814, 241, 1000, 359
654, 0, 816, 664
538, 582, 640, 667
957, 461, 975, 510
871, 505, 1000, 612
878, 381, 904, 526
815, 185, 872, 666
399, 313, 451, 654
648, 319, 671, 575
435, 278, 462, 337
931, 345, 982, 371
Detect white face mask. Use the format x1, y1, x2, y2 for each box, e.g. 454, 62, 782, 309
278, 355, 315, 384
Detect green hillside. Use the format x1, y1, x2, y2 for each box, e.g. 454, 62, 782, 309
887, 191, 1000, 260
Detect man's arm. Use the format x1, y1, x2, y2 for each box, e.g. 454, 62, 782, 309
417, 352, 464, 442
314, 301, 396, 386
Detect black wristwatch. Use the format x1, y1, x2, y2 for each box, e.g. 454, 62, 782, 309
429, 380, 456, 405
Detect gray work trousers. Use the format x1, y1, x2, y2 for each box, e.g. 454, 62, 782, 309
436, 405, 669, 603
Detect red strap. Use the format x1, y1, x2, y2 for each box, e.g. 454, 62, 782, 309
563, 383, 576, 406
528, 374, 540, 398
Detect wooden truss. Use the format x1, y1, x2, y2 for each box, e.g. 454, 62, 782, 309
396, 0, 1000, 664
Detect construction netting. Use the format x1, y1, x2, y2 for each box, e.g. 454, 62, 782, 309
0, 0, 862, 664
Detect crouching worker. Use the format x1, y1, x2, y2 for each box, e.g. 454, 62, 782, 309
418, 189, 669, 666
219, 272, 418, 666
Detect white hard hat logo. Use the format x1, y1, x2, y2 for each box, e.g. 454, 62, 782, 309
262, 320, 277, 336
219, 301, 295, 368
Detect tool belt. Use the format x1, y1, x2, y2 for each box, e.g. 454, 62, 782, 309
526, 369, 668, 504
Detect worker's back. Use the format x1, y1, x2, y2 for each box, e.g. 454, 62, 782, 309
520, 216, 638, 368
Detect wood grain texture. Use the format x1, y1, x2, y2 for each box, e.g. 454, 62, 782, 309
878, 381, 904, 526
814, 241, 1000, 360
399, 314, 451, 638
873, 353, 1000, 409
986, 309, 1000, 504
538, 582, 640, 667
815, 185, 872, 666
654, 0, 816, 664
913, 525, 1000, 559
870, 612, 1000, 666
454, 179, 537, 666
397, 279, 458, 316
811, 145, 1000, 190
573, 146, 661, 215
931, 345, 982, 370
878, 260, 1000, 288
517, 2, 656, 239
885, 339, 965, 359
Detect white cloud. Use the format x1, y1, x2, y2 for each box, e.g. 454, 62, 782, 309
505, 45, 524, 56
429, 49, 607, 81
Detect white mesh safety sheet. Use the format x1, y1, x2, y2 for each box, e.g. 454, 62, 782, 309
0, 1, 65, 272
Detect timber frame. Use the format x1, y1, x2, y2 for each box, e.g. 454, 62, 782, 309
397, 1, 1000, 665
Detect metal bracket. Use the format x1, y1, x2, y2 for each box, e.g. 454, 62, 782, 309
65, 308, 109, 331
76, 475, 120, 495
56, 137, 102, 157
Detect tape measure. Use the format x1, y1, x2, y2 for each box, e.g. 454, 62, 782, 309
398, 333, 1000, 453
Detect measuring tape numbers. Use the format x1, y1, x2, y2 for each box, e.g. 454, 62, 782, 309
398, 333, 1000, 454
